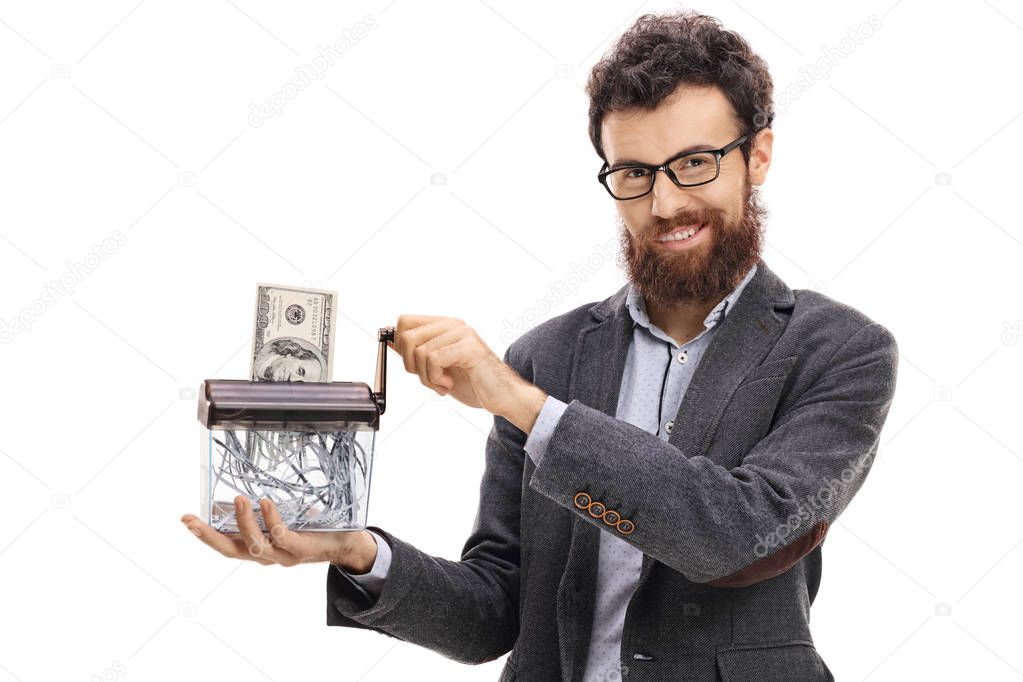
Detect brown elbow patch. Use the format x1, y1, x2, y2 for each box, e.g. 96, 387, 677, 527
705, 520, 829, 588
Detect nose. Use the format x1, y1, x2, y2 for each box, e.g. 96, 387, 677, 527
649, 170, 695, 220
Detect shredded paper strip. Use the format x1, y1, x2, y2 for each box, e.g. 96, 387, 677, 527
207, 428, 370, 532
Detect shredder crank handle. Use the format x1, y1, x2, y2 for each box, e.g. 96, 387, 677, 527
373, 326, 395, 415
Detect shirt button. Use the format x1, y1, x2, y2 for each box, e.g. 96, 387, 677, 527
665, 420, 674, 434
677, 350, 687, 363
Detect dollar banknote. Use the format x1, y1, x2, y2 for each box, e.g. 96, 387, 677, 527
251, 283, 337, 382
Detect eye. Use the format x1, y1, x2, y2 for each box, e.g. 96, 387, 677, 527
682, 157, 706, 168
623, 168, 651, 178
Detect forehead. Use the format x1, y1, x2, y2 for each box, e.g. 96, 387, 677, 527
601, 84, 740, 165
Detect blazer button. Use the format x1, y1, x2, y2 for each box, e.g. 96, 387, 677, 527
573, 492, 591, 509
617, 518, 635, 535
602, 509, 621, 525
588, 501, 606, 518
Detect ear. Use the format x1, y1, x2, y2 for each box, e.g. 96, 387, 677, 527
747, 127, 774, 187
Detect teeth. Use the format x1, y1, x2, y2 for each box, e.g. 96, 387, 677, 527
659, 226, 701, 241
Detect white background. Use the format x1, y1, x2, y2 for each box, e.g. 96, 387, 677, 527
1, 0, 1020, 680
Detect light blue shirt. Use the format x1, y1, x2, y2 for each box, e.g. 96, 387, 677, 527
338, 264, 758, 680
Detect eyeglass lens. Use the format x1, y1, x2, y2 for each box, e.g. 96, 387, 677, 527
605, 152, 718, 198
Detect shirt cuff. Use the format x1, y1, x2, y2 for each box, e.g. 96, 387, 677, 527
333, 529, 392, 598
523, 395, 569, 466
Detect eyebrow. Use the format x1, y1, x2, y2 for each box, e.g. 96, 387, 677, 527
609, 143, 716, 171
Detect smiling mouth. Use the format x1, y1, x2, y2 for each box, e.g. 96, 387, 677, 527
656, 224, 704, 242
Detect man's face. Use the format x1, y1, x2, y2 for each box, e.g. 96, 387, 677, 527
602, 84, 771, 306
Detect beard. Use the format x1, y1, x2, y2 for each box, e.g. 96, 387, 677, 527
615, 177, 767, 307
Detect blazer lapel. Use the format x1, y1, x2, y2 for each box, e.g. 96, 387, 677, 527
638, 258, 795, 588
553, 259, 797, 677
666, 258, 794, 457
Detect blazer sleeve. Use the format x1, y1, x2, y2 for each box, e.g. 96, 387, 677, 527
325, 347, 525, 665
527, 321, 899, 586
333, 530, 393, 598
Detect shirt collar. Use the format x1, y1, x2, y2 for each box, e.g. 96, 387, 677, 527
625, 263, 758, 334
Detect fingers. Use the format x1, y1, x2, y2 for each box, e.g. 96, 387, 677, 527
181, 514, 202, 536
393, 314, 444, 365
416, 328, 464, 392
395, 316, 481, 394
234, 495, 283, 565
183, 504, 362, 569
395, 316, 459, 377
180, 513, 273, 565
260, 498, 306, 564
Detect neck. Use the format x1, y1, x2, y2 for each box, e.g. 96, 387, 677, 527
645, 295, 723, 346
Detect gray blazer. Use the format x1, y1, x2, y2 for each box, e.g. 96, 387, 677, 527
327, 258, 898, 681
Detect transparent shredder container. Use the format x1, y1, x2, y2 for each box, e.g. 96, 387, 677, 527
196, 327, 393, 533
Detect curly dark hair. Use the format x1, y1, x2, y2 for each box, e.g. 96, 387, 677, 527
586, 10, 774, 164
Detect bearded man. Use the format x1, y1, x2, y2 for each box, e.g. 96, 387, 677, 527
184, 11, 898, 682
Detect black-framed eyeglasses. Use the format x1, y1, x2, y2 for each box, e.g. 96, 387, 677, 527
597, 134, 748, 200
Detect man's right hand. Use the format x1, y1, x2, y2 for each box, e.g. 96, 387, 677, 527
180, 495, 378, 572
